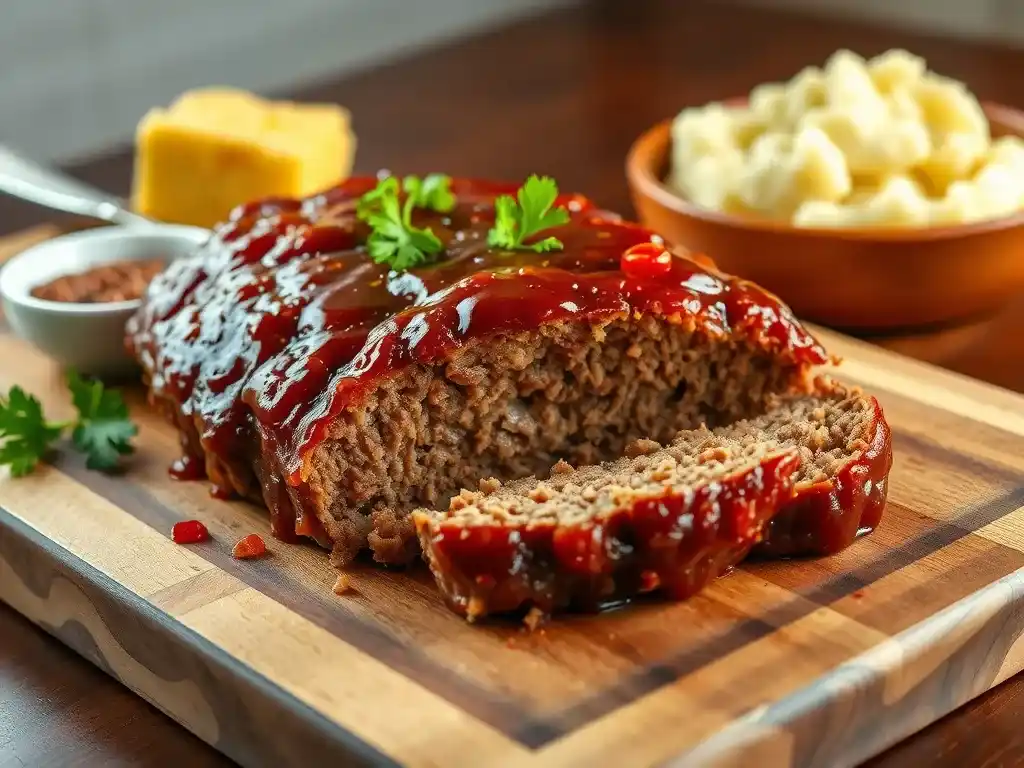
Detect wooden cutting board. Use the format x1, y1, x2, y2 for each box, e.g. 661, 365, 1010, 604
2, 226, 1024, 768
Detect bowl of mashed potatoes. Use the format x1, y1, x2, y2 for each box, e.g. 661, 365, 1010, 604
626, 48, 1024, 331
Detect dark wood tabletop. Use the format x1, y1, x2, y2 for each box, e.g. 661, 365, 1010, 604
3, 1, 1024, 765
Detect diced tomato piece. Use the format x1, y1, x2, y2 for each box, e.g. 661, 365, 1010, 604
233, 533, 267, 560
620, 242, 673, 279
171, 519, 210, 545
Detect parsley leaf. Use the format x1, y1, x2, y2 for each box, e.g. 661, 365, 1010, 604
356, 174, 455, 271
67, 371, 138, 471
0, 373, 137, 477
355, 174, 400, 221
0, 387, 64, 477
487, 175, 571, 252
404, 173, 455, 213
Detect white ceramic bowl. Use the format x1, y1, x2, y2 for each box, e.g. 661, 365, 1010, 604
0, 224, 210, 377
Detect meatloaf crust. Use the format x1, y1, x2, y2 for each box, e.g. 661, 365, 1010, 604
127, 176, 829, 566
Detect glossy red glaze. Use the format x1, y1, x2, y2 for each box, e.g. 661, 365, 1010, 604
168, 455, 205, 481
128, 176, 827, 546
417, 451, 801, 619
170, 519, 210, 545
752, 395, 893, 558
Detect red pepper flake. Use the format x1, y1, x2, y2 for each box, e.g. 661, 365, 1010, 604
233, 533, 267, 560
620, 242, 673, 280
640, 570, 661, 593
171, 519, 210, 545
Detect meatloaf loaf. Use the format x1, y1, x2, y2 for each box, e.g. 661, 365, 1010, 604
127, 176, 830, 568
415, 382, 891, 620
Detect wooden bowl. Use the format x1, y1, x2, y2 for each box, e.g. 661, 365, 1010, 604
626, 102, 1024, 332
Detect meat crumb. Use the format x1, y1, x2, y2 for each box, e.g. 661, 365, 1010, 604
467, 597, 487, 621
478, 477, 501, 493
625, 438, 662, 458
332, 573, 354, 595
699, 446, 730, 464
523, 606, 546, 631
528, 484, 553, 503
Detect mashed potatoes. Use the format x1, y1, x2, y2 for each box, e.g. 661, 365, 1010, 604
666, 49, 1024, 228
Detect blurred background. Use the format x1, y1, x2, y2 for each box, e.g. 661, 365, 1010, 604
5, 0, 1024, 165
1, 0, 558, 163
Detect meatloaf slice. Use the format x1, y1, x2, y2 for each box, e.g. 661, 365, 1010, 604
414, 381, 891, 620
414, 444, 801, 621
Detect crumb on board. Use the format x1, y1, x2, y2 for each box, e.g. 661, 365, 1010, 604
523, 606, 546, 632
333, 573, 355, 596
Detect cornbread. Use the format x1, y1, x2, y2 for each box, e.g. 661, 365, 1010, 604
132, 87, 355, 228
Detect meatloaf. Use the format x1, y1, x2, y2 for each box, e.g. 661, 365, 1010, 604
415, 382, 891, 620
127, 176, 829, 568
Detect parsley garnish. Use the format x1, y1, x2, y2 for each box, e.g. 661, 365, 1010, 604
403, 173, 456, 213
0, 371, 137, 476
356, 173, 455, 271
67, 371, 138, 470
487, 175, 571, 253
0, 388, 64, 477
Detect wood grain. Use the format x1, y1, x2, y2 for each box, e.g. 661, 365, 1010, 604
4, 1, 1024, 765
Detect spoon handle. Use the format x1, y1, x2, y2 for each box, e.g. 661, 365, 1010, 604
0, 144, 153, 228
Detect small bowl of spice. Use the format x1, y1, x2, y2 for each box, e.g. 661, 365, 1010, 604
0, 224, 209, 376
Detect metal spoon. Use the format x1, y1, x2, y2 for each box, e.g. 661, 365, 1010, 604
0, 144, 159, 229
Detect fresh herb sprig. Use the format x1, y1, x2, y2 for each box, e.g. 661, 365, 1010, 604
0, 388, 64, 477
487, 175, 571, 253
0, 371, 137, 476
356, 173, 455, 271
66, 371, 138, 470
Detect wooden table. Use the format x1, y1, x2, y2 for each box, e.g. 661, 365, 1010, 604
3, 1, 1024, 765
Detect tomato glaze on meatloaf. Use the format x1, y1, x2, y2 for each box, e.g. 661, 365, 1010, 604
126, 176, 829, 567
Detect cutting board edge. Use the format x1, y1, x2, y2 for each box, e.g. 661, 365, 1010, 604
672, 566, 1024, 768
5, 491, 1024, 768
0, 505, 396, 768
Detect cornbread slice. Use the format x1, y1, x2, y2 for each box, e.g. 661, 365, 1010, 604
131, 87, 356, 228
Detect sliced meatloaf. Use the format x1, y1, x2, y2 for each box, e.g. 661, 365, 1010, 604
415, 382, 891, 620
415, 446, 801, 621
127, 176, 829, 567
